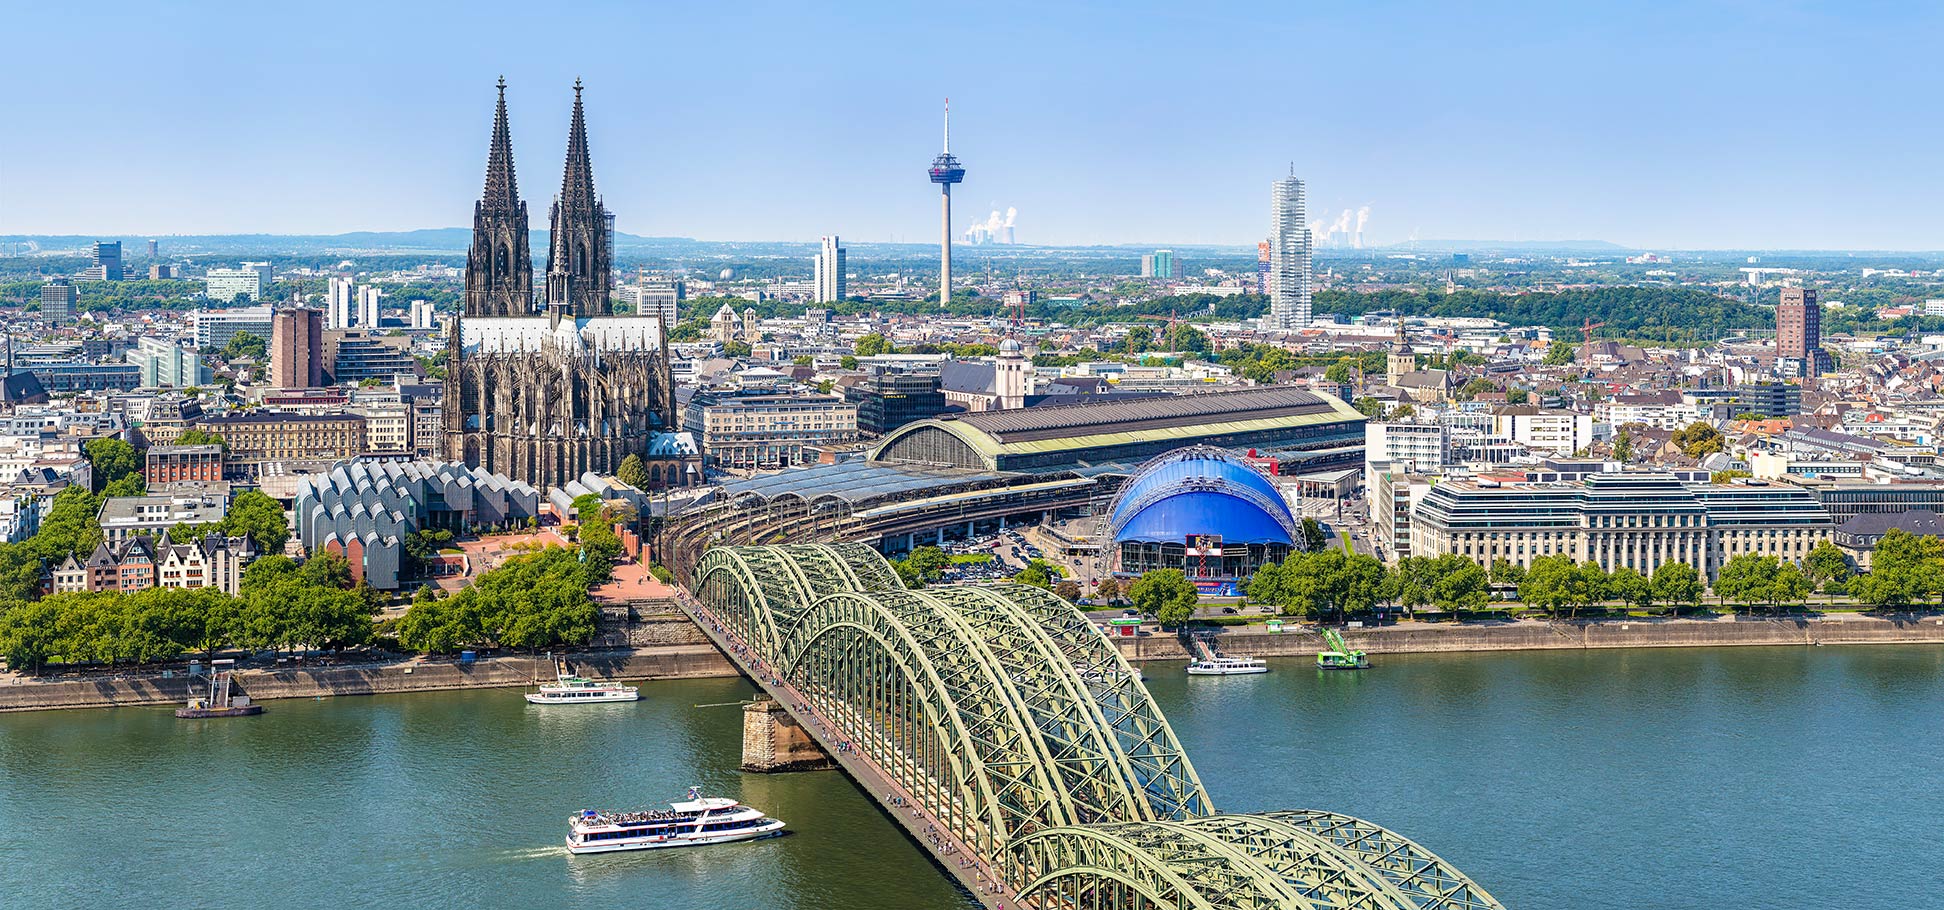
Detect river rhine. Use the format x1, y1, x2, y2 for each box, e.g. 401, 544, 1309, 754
3, 645, 1939, 909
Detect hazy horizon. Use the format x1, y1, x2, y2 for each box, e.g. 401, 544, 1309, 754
4, 2, 1942, 250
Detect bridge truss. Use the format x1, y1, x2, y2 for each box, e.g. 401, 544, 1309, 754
694, 543, 1504, 910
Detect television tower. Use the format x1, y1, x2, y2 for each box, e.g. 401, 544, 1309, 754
927, 98, 966, 305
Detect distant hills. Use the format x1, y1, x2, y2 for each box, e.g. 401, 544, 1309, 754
1389, 239, 1631, 253
1, 230, 1638, 261
11, 231, 1934, 261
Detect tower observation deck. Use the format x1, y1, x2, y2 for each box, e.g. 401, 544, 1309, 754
929, 99, 965, 306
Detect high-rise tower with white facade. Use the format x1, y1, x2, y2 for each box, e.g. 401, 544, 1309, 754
358, 285, 383, 328
814, 235, 847, 304
327, 276, 354, 329
1269, 172, 1312, 329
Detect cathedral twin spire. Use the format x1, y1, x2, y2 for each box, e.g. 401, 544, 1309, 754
481, 77, 520, 212
463, 78, 609, 319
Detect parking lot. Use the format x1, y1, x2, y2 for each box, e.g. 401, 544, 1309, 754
935, 529, 1049, 584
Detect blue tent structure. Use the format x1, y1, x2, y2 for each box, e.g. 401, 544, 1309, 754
1106, 446, 1300, 580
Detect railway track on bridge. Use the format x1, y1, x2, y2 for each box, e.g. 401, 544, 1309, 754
674, 542, 1507, 910
675, 587, 1020, 907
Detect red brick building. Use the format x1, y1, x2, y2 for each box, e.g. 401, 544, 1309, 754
145, 444, 224, 485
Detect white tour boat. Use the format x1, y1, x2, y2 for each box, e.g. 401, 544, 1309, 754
524, 667, 640, 704
1186, 655, 1269, 676
566, 787, 786, 854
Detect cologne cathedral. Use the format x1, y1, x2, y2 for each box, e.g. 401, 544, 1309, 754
444, 80, 690, 490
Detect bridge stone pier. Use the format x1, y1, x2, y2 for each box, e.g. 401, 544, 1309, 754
740, 699, 834, 772
682, 542, 1505, 910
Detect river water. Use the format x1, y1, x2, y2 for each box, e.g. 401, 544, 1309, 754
2, 645, 1939, 909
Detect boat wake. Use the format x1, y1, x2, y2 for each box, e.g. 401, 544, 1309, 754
498, 845, 571, 863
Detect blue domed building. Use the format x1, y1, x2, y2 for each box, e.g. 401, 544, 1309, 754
1106, 446, 1299, 591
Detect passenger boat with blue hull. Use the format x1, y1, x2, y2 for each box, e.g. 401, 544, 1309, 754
566, 787, 785, 854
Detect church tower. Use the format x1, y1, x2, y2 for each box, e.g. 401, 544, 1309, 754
544, 79, 612, 319
995, 336, 1031, 410
1387, 336, 1414, 386
463, 77, 533, 317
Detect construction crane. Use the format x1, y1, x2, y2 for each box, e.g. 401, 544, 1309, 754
1316, 627, 1369, 670
1581, 317, 1607, 342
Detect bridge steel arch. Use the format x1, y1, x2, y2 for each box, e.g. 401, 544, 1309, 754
695, 544, 1502, 910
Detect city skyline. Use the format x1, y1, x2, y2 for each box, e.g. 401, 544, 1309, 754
4, 2, 1944, 249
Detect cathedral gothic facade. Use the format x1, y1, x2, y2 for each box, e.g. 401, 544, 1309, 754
444, 80, 692, 490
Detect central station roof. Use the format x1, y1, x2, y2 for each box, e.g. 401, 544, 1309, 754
953, 386, 1356, 445
870, 386, 1367, 472
722, 459, 1023, 507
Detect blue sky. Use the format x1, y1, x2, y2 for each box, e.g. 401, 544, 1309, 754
3, 1, 1940, 249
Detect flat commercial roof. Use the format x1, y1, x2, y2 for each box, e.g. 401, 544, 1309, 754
723, 459, 1015, 506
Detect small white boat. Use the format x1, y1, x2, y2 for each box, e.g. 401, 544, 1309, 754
525, 667, 640, 704
1186, 655, 1269, 676
566, 787, 786, 854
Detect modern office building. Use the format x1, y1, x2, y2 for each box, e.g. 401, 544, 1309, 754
29, 361, 140, 392
203, 266, 262, 303
84, 241, 124, 281
327, 276, 354, 329
148, 264, 175, 280
1685, 383, 1803, 418
685, 389, 859, 471
323, 330, 416, 385
193, 305, 274, 349
127, 337, 211, 388
97, 490, 231, 547
410, 299, 436, 330
1411, 473, 1832, 580
1366, 460, 1433, 564
1492, 407, 1597, 455
1788, 478, 1944, 524
634, 278, 682, 325
1140, 249, 1176, 279
1775, 287, 1831, 377
814, 235, 847, 303
1364, 421, 1447, 473
357, 285, 383, 328
271, 306, 324, 388
1269, 173, 1312, 328
39, 279, 76, 324
844, 366, 948, 436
